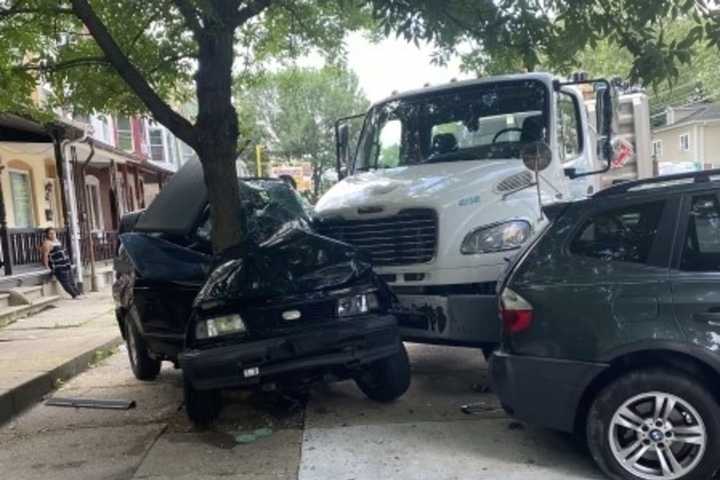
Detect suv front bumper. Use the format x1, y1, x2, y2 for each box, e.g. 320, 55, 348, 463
179, 314, 400, 390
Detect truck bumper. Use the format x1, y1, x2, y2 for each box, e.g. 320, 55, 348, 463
395, 294, 501, 346
179, 314, 400, 391
489, 350, 608, 432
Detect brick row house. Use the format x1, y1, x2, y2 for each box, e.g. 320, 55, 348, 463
0, 108, 196, 290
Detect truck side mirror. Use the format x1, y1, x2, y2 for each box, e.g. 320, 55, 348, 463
595, 84, 616, 167
336, 123, 350, 180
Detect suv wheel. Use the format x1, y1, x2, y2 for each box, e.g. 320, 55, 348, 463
183, 379, 222, 425
355, 342, 411, 402
587, 369, 720, 480
125, 309, 161, 381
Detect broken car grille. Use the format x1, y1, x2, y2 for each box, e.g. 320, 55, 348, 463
317, 209, 438, 266
245, 300, 337, 333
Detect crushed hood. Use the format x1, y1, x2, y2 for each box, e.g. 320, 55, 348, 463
194, 227, 372, 306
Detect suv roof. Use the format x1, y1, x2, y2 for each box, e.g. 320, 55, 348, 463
594, 168, 720, 200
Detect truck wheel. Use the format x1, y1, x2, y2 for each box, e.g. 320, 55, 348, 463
125, 311, 161, 381
183, 380, 222, 426
586, 369, 720, 480
355, 342, 411, 402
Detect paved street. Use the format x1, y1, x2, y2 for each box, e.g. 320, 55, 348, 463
0, 340, 604, 480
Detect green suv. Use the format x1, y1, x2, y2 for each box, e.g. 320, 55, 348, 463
491, 170, 720, 480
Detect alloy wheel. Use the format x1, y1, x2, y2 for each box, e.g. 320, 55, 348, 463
609, 391, 707, 479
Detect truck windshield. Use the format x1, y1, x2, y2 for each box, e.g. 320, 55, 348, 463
354, 80, 548, 171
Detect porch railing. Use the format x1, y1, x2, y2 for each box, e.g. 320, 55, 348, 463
0, 227, 118, 276
80, 230, 119, 265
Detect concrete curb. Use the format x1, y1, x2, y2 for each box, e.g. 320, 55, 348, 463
0, 335, 123, 425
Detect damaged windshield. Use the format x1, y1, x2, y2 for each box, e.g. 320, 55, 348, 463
196, 179, 312, 247
354, 80, 548, 170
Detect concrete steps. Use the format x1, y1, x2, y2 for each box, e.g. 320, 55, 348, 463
0, 285, 62, 329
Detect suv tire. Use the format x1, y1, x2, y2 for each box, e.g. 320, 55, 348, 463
125, 310, 161, 381
183, 379, 222, 425
587, 369, 720, 480
355, 342, 411, 402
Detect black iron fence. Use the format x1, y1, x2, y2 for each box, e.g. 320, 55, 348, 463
0, 227, 117, 276
80, 230, 118, 264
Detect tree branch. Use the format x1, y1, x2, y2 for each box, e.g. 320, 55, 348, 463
173, 0, 204, 38
70, 0, 197, 149
19, 56, 110, 72
0, 5, 73, 18
233, 0, 272, 27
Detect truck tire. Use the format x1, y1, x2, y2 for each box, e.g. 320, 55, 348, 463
586, 369, 720, 480
125, 311, 161, 381
355, 342, 411, 402
183, 379, 222, 425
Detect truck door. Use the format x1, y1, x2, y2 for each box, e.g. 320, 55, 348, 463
671, 192, 720, 350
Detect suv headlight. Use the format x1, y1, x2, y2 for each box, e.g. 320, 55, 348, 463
461, 220, 531, 254
337, 293, 379, 317
195, 314, 246, 339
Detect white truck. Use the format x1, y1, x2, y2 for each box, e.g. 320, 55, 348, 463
315, 72, 648, 355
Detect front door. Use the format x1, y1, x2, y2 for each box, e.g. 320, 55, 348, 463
671, 192, 720, 350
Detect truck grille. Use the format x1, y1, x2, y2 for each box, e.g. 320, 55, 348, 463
317, 209, 437, 266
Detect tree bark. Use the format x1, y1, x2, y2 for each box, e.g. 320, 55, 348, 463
194, 27, 244, 253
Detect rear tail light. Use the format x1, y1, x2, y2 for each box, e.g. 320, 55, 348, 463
500, 287, 534, 334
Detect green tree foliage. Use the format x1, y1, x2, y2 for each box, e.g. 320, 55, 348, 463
0, 0, 372, 252
2, 0, 719, 251
371, 1, 720, 88
237, 65, 369, 200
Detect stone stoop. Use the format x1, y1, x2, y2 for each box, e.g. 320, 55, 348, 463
0, 285, 61, 329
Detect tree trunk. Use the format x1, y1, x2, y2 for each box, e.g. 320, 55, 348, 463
195, 27, 244, 253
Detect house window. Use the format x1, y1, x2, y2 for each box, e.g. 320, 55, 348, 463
73, 111, 90, 125
116, 116, 133, 151
680, 133, 690, 152
180, 142, 197, 165
97, 115, 110, 143
652, 139, 663, 159
84, 175, 103, 231
167, 134, 179, 166
9, 170, 34, 228
149, 127, 166, 162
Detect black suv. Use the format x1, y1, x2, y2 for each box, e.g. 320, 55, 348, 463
491, 170, 720, 480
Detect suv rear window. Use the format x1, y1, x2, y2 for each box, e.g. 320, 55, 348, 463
680, 194, 720, 271
570, 201, 665, 264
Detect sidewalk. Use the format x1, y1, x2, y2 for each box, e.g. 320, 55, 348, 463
0, 289, 122, 424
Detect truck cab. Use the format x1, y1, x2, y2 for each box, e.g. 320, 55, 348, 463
315, 73, 616, 352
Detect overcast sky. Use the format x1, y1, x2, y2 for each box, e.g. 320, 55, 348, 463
300, 32, 472, 105
345, 32, 472, 103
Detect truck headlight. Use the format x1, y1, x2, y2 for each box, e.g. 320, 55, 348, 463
337, 293, 379, 317
461, 220, 531, 254
195, 314, 246, 339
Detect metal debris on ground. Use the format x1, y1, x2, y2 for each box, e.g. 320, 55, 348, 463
460, 401, 499, 415
45, 397, 136, 410
233, 427, 273, 444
